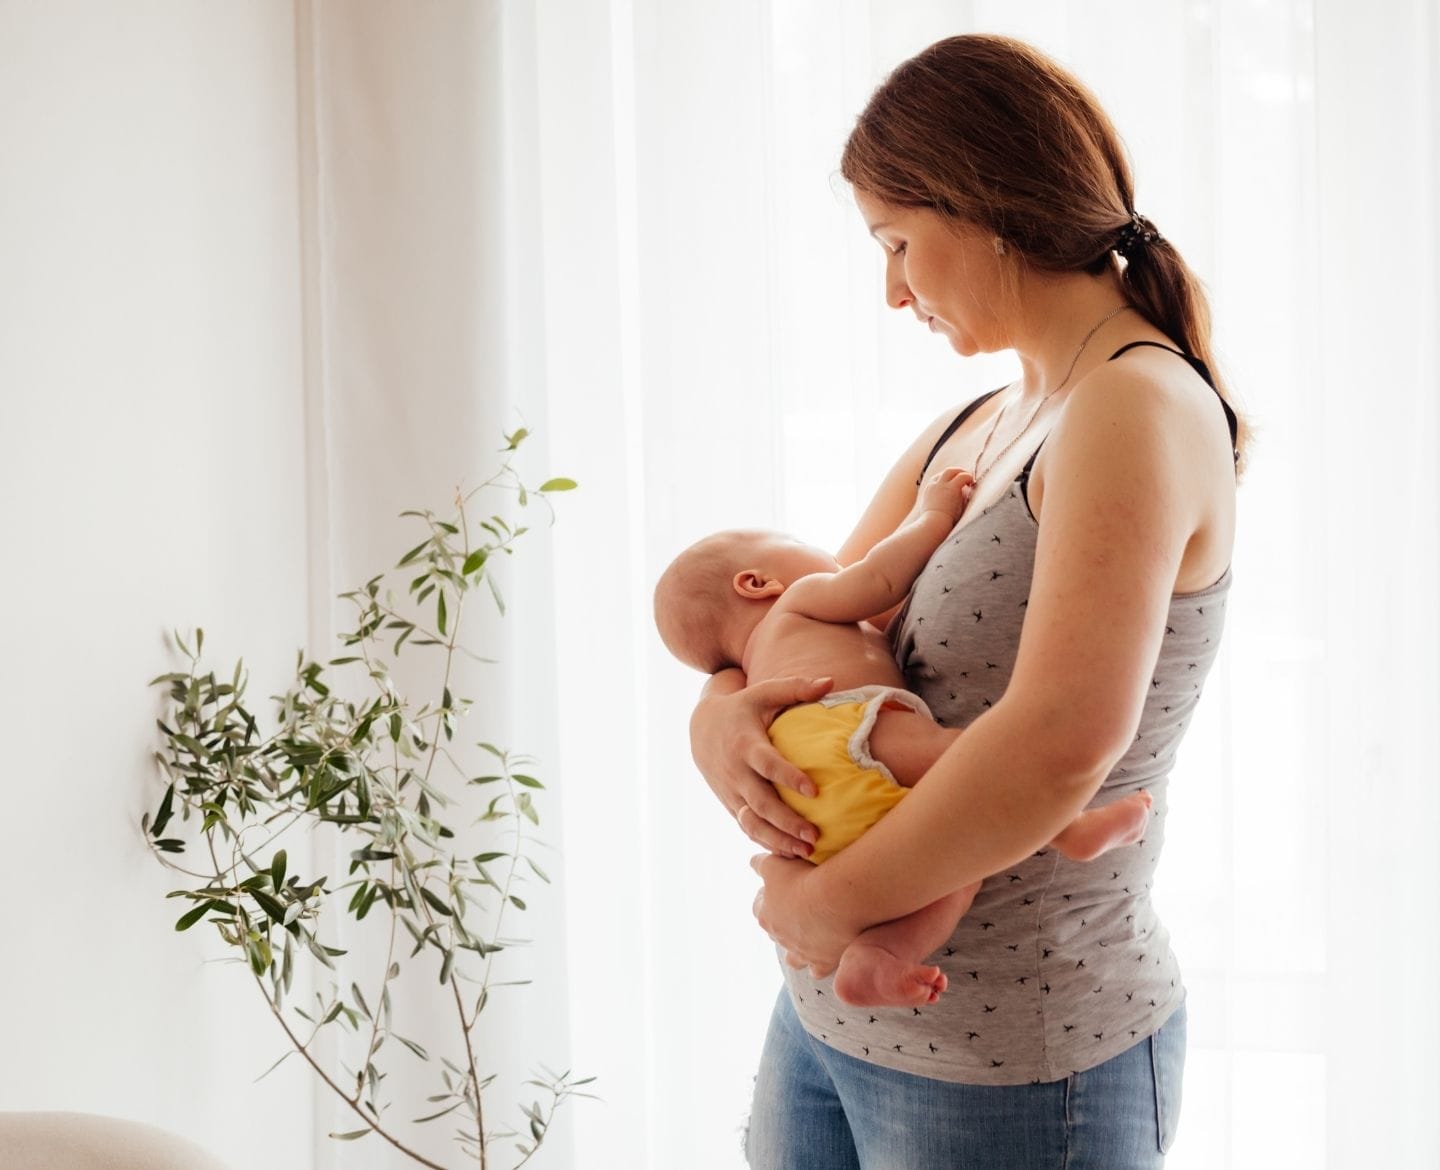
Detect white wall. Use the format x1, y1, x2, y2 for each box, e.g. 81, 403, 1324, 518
0, 3, 314, 1166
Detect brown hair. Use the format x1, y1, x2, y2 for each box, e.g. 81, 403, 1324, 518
841, 33, 1249, 467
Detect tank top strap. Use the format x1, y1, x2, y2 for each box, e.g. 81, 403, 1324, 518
916, 386, 1006, 486
1018, 341, 1240, 493
1107, 341, 1239, 463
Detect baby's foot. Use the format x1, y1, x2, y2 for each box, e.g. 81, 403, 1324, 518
832, 942, 948, 1007
1050, 790, 1153, 862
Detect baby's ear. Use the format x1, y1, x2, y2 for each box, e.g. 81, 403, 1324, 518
733, 569, 785, 599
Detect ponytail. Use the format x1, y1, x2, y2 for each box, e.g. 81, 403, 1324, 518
1119, 232, 1250, 472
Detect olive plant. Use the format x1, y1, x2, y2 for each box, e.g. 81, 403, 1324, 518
144, 430, 590, 1168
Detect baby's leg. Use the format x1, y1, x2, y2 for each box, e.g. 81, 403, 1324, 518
1048, 791, 1153, 862
865, 708, 961, 788
867, 707, 1151, 862
831, 881, 982, 1007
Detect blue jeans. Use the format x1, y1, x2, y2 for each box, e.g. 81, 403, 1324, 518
745, 988, 1185, 1169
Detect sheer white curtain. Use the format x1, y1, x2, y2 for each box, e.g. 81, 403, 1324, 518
526, 1, 1440, 1168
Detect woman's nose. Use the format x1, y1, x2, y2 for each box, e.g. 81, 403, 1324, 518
885, 257, 912, 310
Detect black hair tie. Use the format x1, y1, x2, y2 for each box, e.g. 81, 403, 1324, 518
1115, 212, 1161, 258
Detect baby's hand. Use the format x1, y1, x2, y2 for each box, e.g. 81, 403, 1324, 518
920, 466, 975, 521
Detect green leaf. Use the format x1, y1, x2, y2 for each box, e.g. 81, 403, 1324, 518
509, 895, 527, 911
485, 572, 505, 615
306, 932, 337, 970
421, 887, 453, 917
254, 1049, 294, 1082
504, 427, 530, 450
397, 538, 430, 567
461, 549, 488, 575
395, 1035, 429, 1060
252, 890, 286, 923
328, 1129, 373, 1141
539, 477, 577, 492
352, 983, 372, 1020
151, 784, 176, 837
474, 851, 505, 863
439, 949, 455, 985
413, 1101, 462, 1124
271, 849, 287, 890
175, 900, 217, 931
437, 590, 448, 636
526, 857, 551, 883
512, 774, 544, 789
362, 884, 383, 920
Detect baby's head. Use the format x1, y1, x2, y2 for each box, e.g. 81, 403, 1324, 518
653, 528, 837, 673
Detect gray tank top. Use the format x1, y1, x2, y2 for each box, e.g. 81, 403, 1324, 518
782, 350, 1235, 1084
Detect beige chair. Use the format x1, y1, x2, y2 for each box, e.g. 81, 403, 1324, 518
0, 1112, 234, 1170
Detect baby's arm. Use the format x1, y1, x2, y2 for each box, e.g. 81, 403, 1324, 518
781, 467, 972, 625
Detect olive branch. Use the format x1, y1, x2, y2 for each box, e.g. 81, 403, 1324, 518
144, 429, 592, 1168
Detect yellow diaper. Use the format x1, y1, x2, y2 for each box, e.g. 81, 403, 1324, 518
767, 686, 926, 864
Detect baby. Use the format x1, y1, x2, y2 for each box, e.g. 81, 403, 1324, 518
654, 468, 1152, 1008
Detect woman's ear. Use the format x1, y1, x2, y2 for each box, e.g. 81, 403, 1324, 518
733, 569, 785, 599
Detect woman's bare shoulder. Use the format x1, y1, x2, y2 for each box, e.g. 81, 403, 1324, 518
1033, 345, 1236, 588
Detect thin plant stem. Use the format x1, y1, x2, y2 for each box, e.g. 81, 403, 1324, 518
261, 985, 452, 1170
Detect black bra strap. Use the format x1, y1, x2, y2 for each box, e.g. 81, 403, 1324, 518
1108, 341, 1239, 461
915, 386, 1005, 486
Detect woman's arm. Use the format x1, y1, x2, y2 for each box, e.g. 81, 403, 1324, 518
753, 361, 1232, 963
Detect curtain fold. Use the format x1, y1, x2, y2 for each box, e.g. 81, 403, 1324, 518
299, 3, 575, 1165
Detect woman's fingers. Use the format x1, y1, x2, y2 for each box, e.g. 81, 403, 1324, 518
744, 739, 816, 799
735, 797, 815, 859
748, 675, 834, 726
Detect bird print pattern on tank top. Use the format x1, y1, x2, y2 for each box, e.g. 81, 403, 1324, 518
780, 476, 1230, 1085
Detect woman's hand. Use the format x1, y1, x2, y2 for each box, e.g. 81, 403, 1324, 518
690, 673, 832, 859
750, 852, 855, 973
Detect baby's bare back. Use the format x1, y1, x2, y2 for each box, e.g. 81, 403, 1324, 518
743, 609, 907, 692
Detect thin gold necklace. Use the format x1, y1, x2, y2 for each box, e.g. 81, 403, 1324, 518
971, 303, 1135, 487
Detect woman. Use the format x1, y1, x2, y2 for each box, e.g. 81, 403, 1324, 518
689, 34, 1244, 1169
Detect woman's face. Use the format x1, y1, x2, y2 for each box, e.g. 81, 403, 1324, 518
853, 189, 1013, 356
